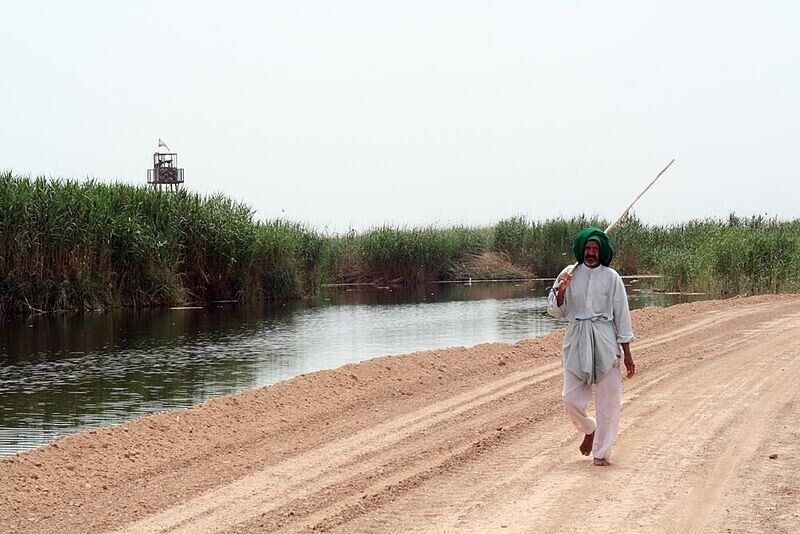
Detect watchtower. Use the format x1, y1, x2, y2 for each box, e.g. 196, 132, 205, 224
147, 143, 184, 190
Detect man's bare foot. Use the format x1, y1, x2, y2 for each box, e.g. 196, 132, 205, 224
593, 458, 611, 466
579, 432, 594, 456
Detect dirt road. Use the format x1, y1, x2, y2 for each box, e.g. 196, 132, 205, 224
2, 295, 799, 533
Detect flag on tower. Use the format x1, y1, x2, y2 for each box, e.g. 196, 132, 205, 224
158, 138, 171, 152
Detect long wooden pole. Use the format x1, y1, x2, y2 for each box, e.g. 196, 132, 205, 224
562, 158, 676, 278
604, 158, 675, 235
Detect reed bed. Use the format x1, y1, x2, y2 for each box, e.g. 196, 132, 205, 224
1, 172, 798, 313
644, 215, 800, 294
338, 225, 491, 285
491, 214, 800, 294
0, 173, 324, 313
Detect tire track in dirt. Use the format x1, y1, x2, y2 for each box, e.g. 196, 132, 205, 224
319, 300, 800, 534
668, 314, 800, 533
111, 363, 565, 533
537, 313, 800, 534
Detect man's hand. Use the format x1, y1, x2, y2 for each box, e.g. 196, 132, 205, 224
623, 352, 635, 378
554, 271, 573, 306
620, 342, 635, 378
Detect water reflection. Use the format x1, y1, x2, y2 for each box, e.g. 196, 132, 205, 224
0, 280, 706, 456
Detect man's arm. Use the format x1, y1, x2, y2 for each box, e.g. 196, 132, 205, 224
546, 266, 573, 318
612, 273, 635, 378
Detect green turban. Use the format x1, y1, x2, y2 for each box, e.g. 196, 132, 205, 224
572, 227, 614, 266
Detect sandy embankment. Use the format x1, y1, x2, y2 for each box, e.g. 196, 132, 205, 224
2, 295, 800, 533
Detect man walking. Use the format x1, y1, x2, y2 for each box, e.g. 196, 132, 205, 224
547, 227, 635, 466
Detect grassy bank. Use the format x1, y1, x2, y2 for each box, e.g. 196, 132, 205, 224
1, 173, 798, 313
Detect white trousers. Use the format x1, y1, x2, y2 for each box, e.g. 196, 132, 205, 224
562, 365, 622, 460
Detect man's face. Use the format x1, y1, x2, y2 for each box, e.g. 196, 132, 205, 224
584, 240, 601, 268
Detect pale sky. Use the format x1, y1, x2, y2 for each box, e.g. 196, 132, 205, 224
2, 1, 798, 232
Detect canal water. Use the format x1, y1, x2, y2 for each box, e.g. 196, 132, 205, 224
0, 280, 706, 456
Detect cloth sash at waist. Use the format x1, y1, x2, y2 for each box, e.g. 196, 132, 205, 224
563, 317, 619, 385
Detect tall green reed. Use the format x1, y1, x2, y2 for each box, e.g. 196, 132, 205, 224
2, 171, 798, 313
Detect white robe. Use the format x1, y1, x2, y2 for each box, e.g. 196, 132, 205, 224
546, 263, 634, 384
